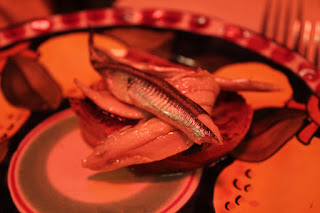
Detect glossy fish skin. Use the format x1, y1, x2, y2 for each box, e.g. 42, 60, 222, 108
110, 54, 281, 93
74, 79, 148, 119
89, 34, 222, 145
127, 75, 222, 145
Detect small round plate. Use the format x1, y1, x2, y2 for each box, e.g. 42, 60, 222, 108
8, 109, 202, 213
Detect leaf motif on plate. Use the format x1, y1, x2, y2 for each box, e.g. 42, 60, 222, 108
1, 55, 62, 111
231, 107, 307, 162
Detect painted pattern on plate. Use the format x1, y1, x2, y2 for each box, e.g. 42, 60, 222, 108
1, 8, 319, 213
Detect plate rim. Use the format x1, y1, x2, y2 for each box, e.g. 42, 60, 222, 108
0, 7, 319, 97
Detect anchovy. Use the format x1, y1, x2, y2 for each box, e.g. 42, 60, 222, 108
89, 33, 222, 145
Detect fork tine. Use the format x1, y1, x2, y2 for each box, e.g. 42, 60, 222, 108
297, 20, 320, 68
282, 0, 293, 45
292, 0, 304, 52
301, 20, 312, 57
291, 19, 302, 51
272, 0, 282, 40
313, 21, 320, 68
261, 0, 273, 36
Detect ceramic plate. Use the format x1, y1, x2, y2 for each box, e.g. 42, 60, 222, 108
1, 7, 320, 213
7, 109, 201, 213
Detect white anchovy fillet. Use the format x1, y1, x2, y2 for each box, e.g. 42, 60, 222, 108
111, 56, 282, 92
82, 118, 193, 170
80, 70, 217, 171
89, 33, 223, 145
80, 68, 219, 171
74, 79, 148, 119
79, 33, 281, 172
213, 77, 282, 92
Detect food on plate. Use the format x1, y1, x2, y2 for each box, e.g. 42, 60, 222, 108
213, 62, 293, 109
69, 33, 280, 173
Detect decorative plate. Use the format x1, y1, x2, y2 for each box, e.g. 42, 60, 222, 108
0, 7, 319, 213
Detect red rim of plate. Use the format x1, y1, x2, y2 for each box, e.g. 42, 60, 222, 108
0, 7, 319, 96
7, 109, 200, 213
7, 110, 74, 213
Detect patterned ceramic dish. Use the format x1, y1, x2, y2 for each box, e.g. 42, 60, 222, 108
1, 8, 319, 213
